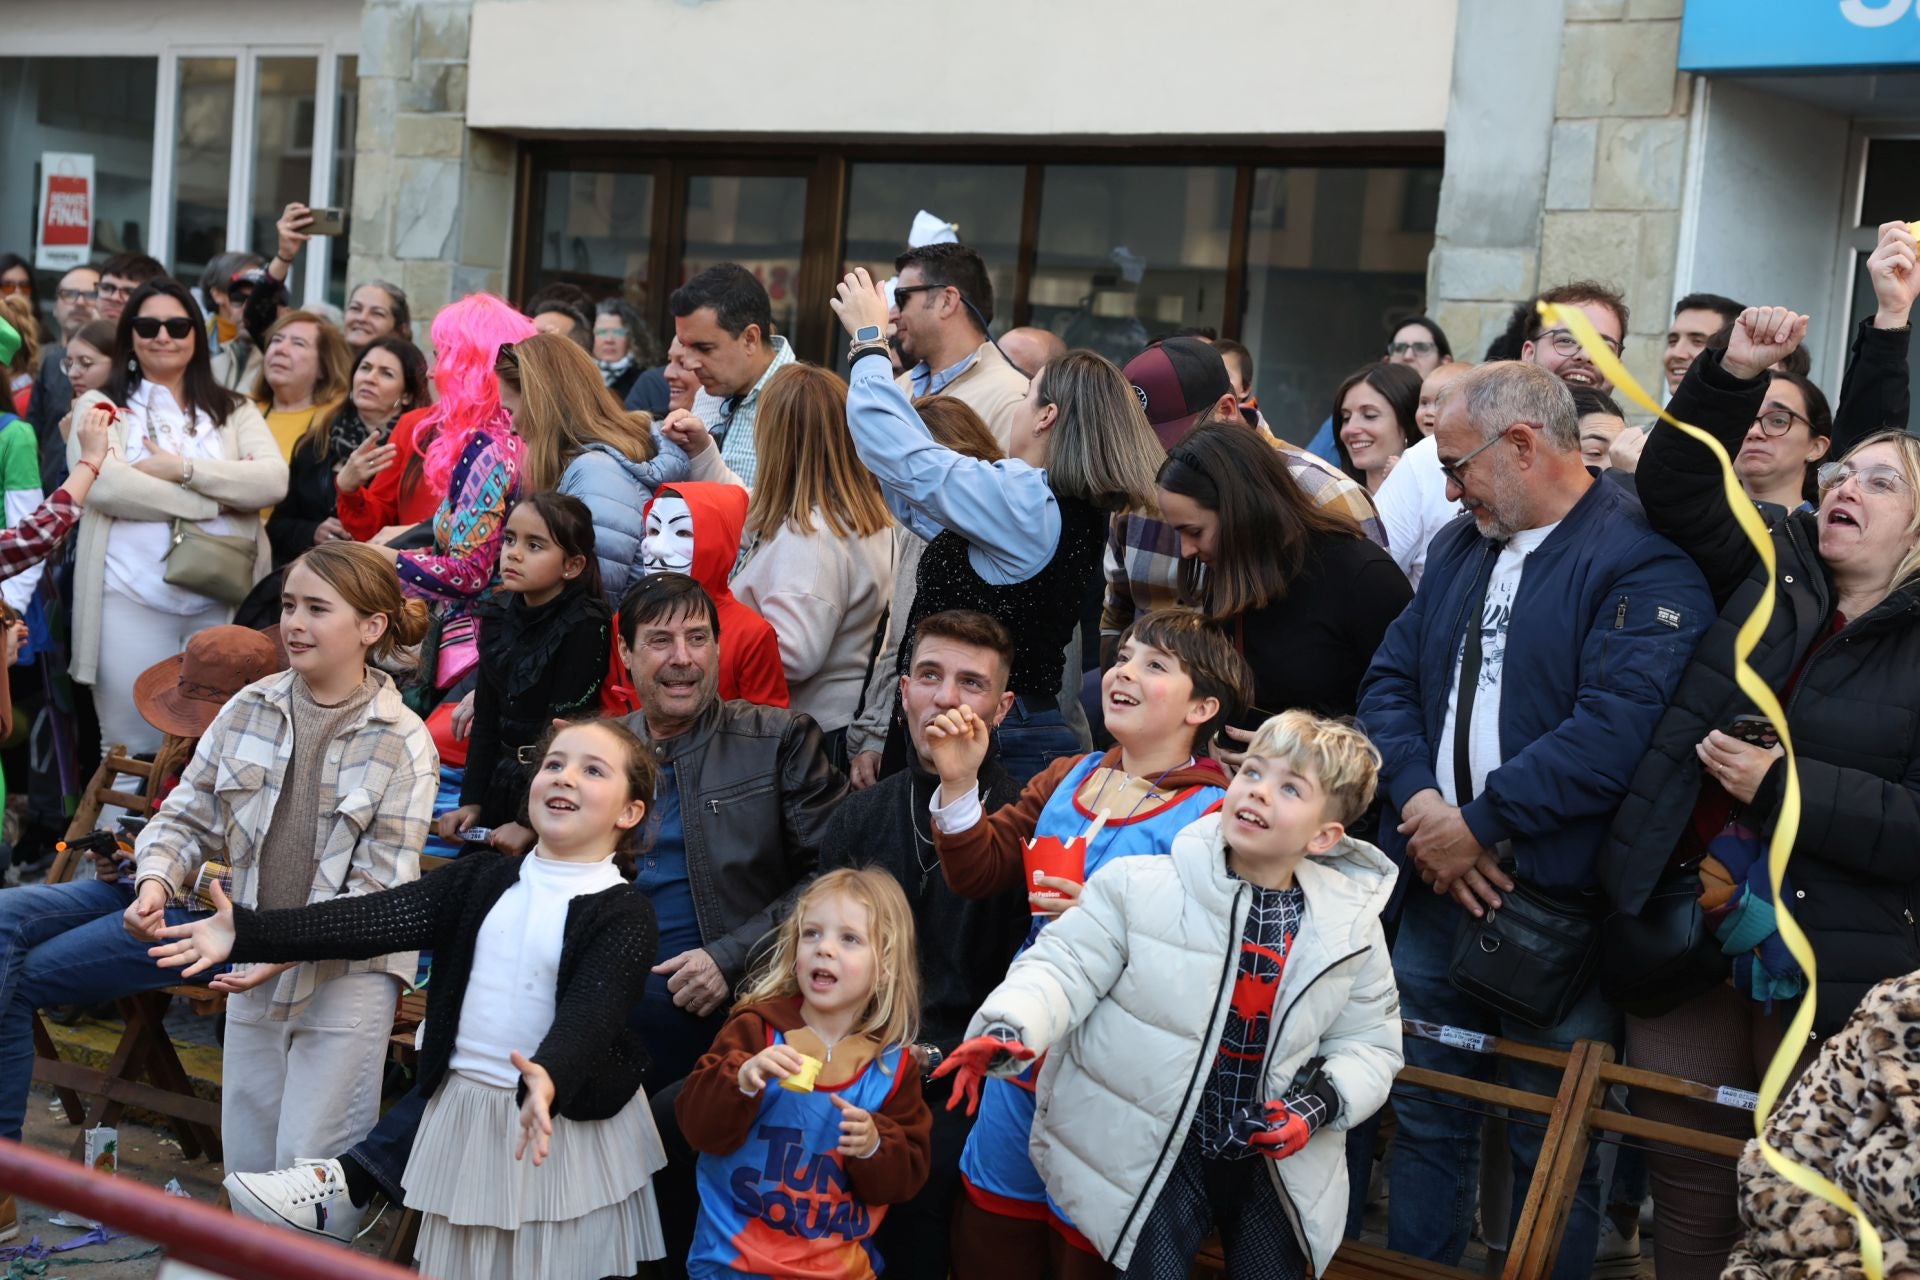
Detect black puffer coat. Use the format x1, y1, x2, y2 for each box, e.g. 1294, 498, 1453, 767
1606, 346, 1920, 1037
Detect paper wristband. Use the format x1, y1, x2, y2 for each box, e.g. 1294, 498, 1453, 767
1539, 301, 1885, 1278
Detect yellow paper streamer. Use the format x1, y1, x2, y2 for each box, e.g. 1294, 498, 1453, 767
1537, 303, 1884, 1278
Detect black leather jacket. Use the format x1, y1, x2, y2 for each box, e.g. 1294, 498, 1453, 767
621, 698, 847, 984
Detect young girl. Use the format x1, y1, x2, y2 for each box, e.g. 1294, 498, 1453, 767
152, 718, 669, 1280
677, 868, 933, 1280
437, 491, 610, 851
127, 540, 435, 1177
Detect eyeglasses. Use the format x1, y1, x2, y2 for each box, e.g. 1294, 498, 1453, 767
130, 316, 195, 340
1534, 328, 1624, 359
96, 281, 133, 301
593, 326, 629, 339
1817, 461, 1910, 497
1387, 341, 1437, 358
1752, 406, 1811, 438
0, 281, 29, 297
892, 284, 947, 311
1438, 427, 1520, 486
56, 288, 97, 303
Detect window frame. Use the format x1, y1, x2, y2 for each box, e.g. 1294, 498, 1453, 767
514, 139, 1443, 367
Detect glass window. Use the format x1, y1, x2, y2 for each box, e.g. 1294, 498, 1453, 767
1849, 139, 1920, 405
0, 56, 159, 321
248, 57, 319, 300
328, 56, 358, 307
1240, 167, 1436, 444
1029, 164, 1235, 367
532, 169, 655, 309
681, 174, 808, 340
173, 57, 237, 285
843, 162, 1025, 322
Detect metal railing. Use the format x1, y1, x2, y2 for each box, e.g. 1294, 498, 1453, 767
0, 1138, 416, 1280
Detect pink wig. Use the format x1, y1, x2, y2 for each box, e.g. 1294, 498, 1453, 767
418, 293, 537, 493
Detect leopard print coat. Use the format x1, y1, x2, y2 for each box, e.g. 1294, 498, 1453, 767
1725, 970, 1920, 1279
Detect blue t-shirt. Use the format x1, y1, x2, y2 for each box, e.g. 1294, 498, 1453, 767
635, 759, 701, 995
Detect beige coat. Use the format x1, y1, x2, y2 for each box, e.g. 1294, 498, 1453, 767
67, 388, 287, 685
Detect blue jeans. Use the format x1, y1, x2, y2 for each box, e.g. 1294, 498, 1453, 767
0, 877, 214, 1142
1385, 886, 1620, 1280
994, 699, 1082, 789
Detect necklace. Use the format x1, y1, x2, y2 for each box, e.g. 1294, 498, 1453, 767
1083, 755, 1193, 824
800, 1017, 853, 1062
908, 775, 960, 890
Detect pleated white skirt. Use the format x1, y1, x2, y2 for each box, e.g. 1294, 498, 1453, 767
402, 1070, 668, 1280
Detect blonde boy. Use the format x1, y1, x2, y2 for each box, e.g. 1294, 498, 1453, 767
938, 711, 1403, 1277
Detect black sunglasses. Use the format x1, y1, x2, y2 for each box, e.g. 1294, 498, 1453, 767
892, 284, 948, 310
131, 316, 195, 340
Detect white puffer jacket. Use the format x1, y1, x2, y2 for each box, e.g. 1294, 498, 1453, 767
968, 812, 1402, 1274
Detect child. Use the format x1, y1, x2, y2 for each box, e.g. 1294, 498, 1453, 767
437, 492, 611, 851
937, 711, 1403, 1279
677, 868, 933, 1280
152, 718, 669, 1280
129, 542, 436, 1179
924, 607, 1253, 1278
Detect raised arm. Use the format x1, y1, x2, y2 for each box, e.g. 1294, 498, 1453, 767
1829, 221, 1916, 458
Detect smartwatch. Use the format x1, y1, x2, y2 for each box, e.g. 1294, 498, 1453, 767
854, 324, 884, 343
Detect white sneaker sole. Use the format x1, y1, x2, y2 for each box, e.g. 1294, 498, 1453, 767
222, 1172, 351, 1243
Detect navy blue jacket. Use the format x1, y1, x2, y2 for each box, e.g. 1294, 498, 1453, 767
1358, 476, 1713, 892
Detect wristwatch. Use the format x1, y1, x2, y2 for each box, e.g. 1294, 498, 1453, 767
917, 1043, 944, 1082
850, 323, 890, 364
854, 324, 884, 343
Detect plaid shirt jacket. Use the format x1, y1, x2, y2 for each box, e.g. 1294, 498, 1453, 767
0, 488, 80, 581
1101, 439, 1388, 635
135, 668, 438, 1018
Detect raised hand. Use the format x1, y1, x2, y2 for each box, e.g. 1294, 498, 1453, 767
335, 433, 397, 494
146, 878, 235, 973
923, 706, 991, 799
829, 268, 891, 341
1867, 220, 1920, 329
737, 1042, 810, 1094
931, 1031, 1036, 1116
1722, 307, 1810, 381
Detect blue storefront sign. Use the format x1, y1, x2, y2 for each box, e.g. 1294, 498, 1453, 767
1680, 0, 1920, 72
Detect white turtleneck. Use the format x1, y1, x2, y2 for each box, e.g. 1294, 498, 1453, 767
448, 850, 627, 1088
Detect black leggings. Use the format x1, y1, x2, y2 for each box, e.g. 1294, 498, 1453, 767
1119, 1134, 1306, 1280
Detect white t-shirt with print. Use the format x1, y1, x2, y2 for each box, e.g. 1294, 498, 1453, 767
1435, 520, 1560, 805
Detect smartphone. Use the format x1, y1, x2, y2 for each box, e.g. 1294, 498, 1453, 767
307, 206, 347, 237
1723, 714, 1779, 749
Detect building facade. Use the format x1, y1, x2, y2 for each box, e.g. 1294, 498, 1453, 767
4, 0, 1915, 440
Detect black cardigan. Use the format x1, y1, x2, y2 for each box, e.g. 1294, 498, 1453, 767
230, 851, 659, 1119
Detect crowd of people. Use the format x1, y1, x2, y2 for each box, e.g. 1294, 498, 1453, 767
0, 204, 1912, 1280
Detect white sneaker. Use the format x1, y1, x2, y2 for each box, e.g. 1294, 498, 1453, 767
1593, 1212, 1642, 1279
224, 1158, 365, 1242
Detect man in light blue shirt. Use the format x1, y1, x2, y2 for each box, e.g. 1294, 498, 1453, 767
672, 264, 795, 488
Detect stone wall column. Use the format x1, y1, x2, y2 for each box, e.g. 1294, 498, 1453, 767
347, 0, 512, 330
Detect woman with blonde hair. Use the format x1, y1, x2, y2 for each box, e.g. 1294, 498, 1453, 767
1610, 303, 1920, 1279
251, 311, 354, 463
828, 269, 1161, 785
495, 332, 686, 603
726, 364, 893, 748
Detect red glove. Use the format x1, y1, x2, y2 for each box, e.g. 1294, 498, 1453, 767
930, 1032, 1035, 1116
1246, 1100, 1312, 1160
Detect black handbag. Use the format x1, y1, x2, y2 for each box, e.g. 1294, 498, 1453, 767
1599, 860, 1731, 1018
1448, 876, 1602, 1029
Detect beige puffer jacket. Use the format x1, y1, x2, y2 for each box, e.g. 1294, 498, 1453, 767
968, 812, 1402, 1274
